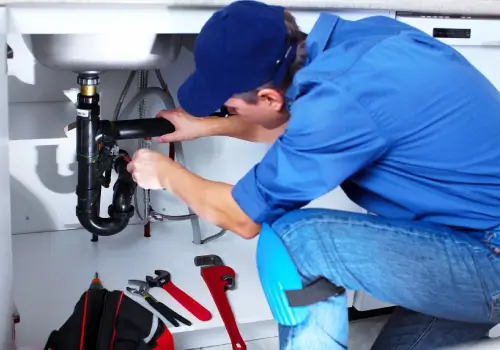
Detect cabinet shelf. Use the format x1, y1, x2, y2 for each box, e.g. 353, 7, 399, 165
12, 221, 277, 349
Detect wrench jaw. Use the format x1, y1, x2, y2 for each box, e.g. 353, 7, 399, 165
194, 254, 224, 268
145, 270, 171, 288
195, 255, 237, 290
222, 275, 236, 291
128, 279, 149, 289
126, 286, 143, 296
129, 278, 194, 328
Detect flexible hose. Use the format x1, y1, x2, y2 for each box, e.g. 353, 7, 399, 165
118, 87, 172, 120
137, 71, 151, 229
110, 70, 226, 244
155, 70, 227, 244
113, 71, 136, 121
155, 69, 170, 95
117, 84, 195, 224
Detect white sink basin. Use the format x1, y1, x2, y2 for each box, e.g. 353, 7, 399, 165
24, 33, 183, 73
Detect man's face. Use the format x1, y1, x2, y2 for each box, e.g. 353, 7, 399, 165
223, 88, 289, 129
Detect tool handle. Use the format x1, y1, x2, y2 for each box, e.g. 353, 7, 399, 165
144, 295, 192, 327
202, 266, 246, 350
163, 282, 212, 321
212, 289, 246, 350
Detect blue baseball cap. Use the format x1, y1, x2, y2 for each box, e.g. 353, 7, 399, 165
178, 0, 296, 117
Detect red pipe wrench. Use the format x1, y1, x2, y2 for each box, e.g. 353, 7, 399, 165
195, 255, 246, 350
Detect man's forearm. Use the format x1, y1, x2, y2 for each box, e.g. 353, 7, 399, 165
202, 116, 285, 143
161, 160, 261, 239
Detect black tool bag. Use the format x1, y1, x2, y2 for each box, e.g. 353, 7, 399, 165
44, 288, 174, 350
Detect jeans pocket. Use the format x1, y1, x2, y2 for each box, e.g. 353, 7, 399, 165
481, 231, 500, 260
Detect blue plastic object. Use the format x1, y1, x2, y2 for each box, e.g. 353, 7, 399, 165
256, 223, 309, 326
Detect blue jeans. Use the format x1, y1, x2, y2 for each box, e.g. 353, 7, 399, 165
271, 208, 500, 350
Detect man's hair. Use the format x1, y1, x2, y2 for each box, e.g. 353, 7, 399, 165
235, 10, 307, 103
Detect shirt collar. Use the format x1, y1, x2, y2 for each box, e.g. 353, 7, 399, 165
284, 13, 340, 106
305, 12, 340, 63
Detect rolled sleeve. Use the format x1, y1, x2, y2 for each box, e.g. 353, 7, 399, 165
232, 82, 388, 224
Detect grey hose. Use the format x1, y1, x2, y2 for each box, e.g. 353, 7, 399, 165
112, 70, 227, 244
137, 70, 150, 225
155, 70, 227, 244
113, 71, 136, 121
155, 69, 169, 94
118, 87, 173, 120
119, 85, 201, 227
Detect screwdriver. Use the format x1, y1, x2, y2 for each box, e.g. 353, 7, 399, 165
89, 272, 103, 290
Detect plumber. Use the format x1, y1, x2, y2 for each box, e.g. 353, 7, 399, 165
126, 1, 500, 349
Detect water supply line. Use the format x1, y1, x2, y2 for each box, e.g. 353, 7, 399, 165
110, 70, 226, 244
154, 69, 227, 245
137, 70, 152, 237
112, 71, 136, 121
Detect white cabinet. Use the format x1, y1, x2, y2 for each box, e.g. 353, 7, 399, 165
6, 6, 396, 348
396, 13, 500, 89
0, 7, 14, 350
11, 6, 500, 348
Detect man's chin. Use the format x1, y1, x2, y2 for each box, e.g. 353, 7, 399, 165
261, 124, 277, 130
261, 118, 288, 130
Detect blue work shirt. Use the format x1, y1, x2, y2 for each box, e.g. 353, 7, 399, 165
231, 13, 500, 231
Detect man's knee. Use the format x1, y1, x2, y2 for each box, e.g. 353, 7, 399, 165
270, 209, 319, 271
270, 208, 346, 258
269, 208, 352, 286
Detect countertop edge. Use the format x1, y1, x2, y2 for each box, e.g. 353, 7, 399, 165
1, 0, 500, 16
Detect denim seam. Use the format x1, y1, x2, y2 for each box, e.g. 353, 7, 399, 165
407, 316, 437, 350
277, 214, 478, 302
490, 291, 500, 322
469, 250, 496, 322
325, 225, 371, 291
280, 219, 359, 289
311, 316, 348, 349
279, 216, 455, 244
278, 216, 455, 289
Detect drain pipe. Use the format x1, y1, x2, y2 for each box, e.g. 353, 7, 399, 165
75, 73, 175, 239
75, 72, 225, 241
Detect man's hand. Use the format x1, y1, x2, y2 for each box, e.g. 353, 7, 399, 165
156, 108, 286, 144
126, 148, 261, 239
126, 149, 171, 189
156, 108, 209, 143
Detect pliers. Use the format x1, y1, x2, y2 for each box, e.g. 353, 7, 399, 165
127, 279, 192, 327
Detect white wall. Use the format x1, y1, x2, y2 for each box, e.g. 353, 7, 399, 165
7, 33, 365, 236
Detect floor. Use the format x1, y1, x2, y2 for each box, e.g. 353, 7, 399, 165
195, 315, 390, 350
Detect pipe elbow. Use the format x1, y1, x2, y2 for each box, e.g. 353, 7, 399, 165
76, 170, 136, 236
77, 212, 131, 237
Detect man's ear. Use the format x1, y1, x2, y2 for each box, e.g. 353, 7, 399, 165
257, 88, 285, 111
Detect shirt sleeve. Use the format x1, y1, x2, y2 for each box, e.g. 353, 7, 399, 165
231, 82, 388, 224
